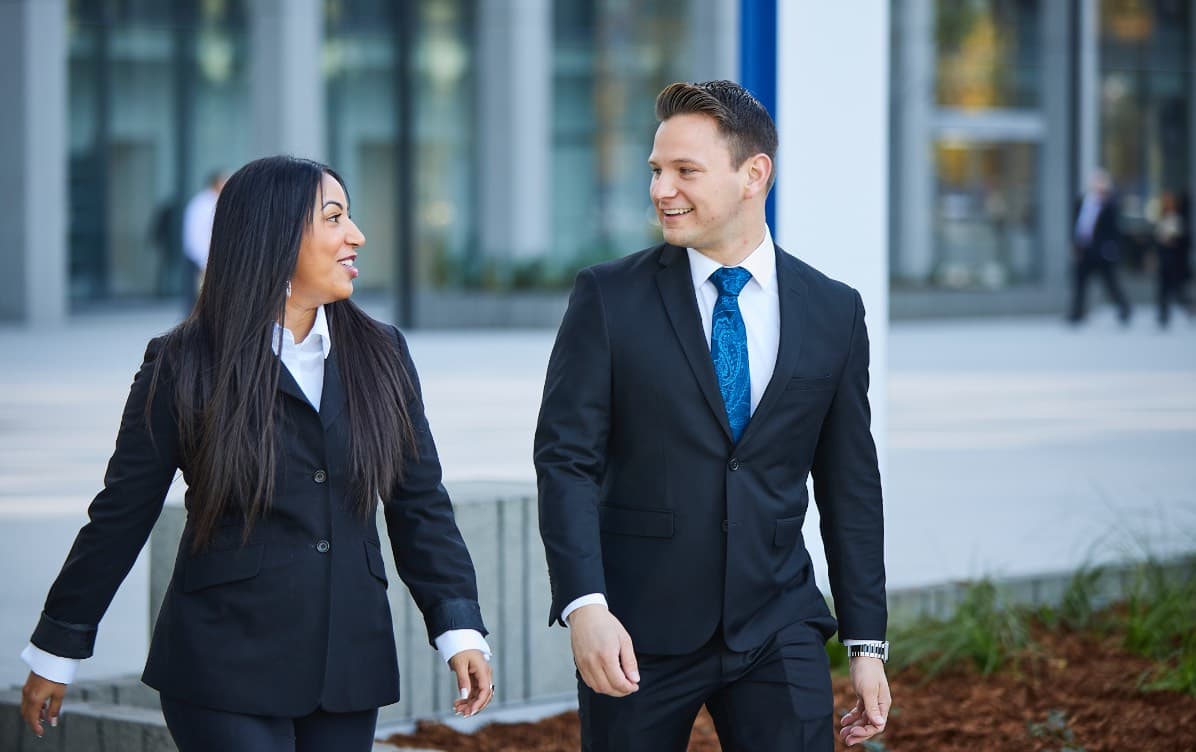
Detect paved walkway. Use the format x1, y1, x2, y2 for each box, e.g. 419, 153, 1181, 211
2, 303, 1194, 684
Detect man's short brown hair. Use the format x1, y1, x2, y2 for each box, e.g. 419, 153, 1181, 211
655, 80, 778, 186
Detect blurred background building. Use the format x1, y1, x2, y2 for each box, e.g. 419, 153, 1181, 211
1, 0, 1192, 327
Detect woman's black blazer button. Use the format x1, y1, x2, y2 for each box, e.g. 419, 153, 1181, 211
313, 469, 328, 483
316, 540, 331, 553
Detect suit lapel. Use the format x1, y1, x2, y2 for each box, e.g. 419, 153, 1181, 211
655, 245, 734, 442
319, 354, 347, 429
740, 246, 807, 444
275, 355, 346, 430
276, 361, 309, 406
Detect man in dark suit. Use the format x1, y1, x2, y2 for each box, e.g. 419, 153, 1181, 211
1069, 169, 1131, 324
535, 81, 890, 751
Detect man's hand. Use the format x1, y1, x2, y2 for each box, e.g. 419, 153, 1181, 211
448, 649, 494, 717
20, 672, 66, 738
839, 656, 891, 747
569, 604, 640, 697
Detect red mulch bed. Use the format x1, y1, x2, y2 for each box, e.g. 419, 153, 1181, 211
384, 627, 1196, 751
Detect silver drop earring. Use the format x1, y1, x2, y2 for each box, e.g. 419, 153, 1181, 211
286, 280, 292, 298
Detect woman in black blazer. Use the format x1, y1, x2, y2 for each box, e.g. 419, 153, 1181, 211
19, 156, 494, 750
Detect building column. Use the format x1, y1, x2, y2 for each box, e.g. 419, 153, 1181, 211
1190, 2, 1196, 213
477, 0, 552, 267
249, 0, 325, 160
1077, 0, 1099, 186
689, 0, 739, 82
1041, 0, 1074, 290
893, 0, 934, 284
776, 1, 890, 473
0, 0, 68, 325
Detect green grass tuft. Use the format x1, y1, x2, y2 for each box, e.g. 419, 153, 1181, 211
891, 579, 1029, 679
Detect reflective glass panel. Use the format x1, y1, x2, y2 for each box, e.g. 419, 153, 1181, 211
1099, 0, 1191, 261
550, 0, 699, 286
932, 140, 1041, 288
67, 0, 250, 304
935, 0, 1041, 109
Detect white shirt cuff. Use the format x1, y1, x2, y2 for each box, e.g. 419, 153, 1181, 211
561, 593, 608, 626
20, 643, 80, 685
434, 629, 491, 665
842, 639, 887, 646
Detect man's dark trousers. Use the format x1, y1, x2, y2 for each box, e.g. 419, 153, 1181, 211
1069, 252, 1130, 322
578, 621, 834, 751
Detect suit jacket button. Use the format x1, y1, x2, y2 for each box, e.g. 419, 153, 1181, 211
728, 458, 740, 471
316, 540, 331, 553
313, 469, 328, 483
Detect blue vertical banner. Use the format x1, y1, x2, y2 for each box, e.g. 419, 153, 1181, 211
739, 0, 778, 236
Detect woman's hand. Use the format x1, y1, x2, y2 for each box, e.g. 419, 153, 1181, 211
20, 671, 67, 738
448, 649, 494, 717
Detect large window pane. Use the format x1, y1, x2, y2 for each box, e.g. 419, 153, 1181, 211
324, 0, 474, 302
67, 0, 249, 304
551, 0, 698, 286
324, 0, 402, 298
936, 0, 1041, 109
1099, 0, 1191, 267
933, 140, 1040, 288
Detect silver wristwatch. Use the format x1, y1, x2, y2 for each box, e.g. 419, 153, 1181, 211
847, 641, 889, 663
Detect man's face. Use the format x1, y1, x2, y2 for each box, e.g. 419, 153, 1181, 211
648, 113, 750, 252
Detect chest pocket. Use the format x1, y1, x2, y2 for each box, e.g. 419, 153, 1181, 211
785, 375, 834, 392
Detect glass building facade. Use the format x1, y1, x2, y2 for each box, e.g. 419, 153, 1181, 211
1, 0, 1193, 324
44, 0, 732, 325
67, 0, 251, 303
891, 0, 1194, 315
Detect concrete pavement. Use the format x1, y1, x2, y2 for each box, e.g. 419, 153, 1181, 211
2, 302, 1194, 686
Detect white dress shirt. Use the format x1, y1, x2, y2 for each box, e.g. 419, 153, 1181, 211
182, 187, 219, 268
1074, 191, 1104, 246
23, 306, 488, 685
560, 229, 880, 649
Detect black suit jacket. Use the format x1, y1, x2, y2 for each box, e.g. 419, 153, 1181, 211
1073, 195, 1122, 262
31, 325, 486, 716
535, 243, 886, 655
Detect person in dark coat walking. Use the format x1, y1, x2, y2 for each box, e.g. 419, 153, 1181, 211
1069, 169, 1132, 324
1154, 191, 1194, 327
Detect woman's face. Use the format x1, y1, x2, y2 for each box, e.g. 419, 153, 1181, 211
290, 173, 365, 307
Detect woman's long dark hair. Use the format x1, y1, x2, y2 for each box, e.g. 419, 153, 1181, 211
152, 156, 417, 551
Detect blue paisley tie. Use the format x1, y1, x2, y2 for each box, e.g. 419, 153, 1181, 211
709, 267, 752, 442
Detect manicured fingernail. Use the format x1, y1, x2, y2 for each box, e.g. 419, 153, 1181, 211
50, 717, 58, 728
629, 671, 640, 682
459, 687, 469, 700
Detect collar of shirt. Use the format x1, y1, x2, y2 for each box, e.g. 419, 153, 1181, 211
271, 304, 333, 360
685, 225, 778, 295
